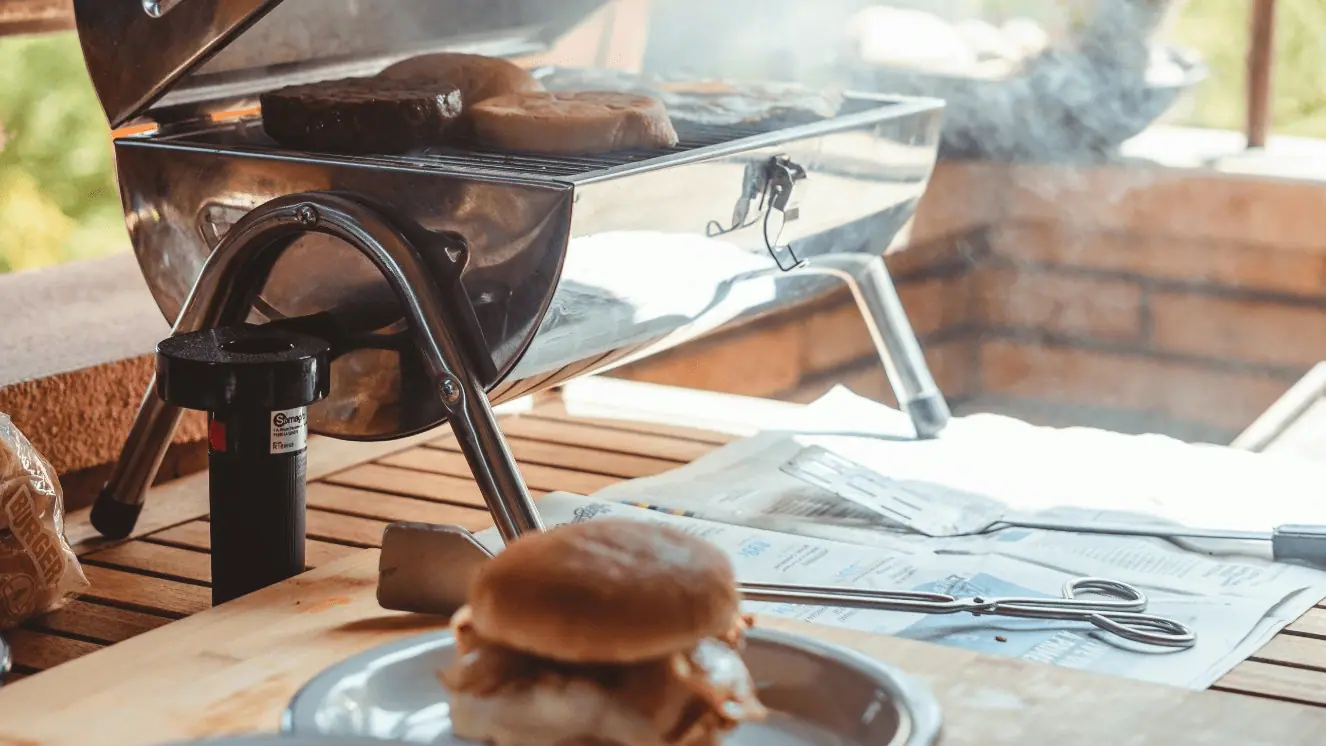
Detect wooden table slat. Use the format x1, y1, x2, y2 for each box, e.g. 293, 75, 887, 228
496, 416, 713, 461
85, 542, 212, 585
27, 601, 172, 645
302, 510, 392, 548
525, 408, 739, 445
323, 463, 491, 507
192, 511, 392, 550
1251, 634, 1326, 671
80, 565, 210, 618
142, 522, 357, 570
1217, 660, 1326, 707
303, 537, 363, 569
307, 483, 496, 532
427, 435, 680, 479
6, 630, 101, 671
1288, 608, 1326, 637
138, 521, 213, 551
380, 447, 617, 495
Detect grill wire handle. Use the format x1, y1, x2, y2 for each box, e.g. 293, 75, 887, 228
90, 192, 544, 551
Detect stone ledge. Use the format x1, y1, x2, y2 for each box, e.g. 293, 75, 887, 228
0, 253, 163, 386
0, 253, 207, 479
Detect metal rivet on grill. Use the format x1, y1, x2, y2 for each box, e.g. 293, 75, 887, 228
440, 378, 461, 404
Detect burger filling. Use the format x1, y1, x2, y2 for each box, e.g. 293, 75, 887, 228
443, 606, 767, 745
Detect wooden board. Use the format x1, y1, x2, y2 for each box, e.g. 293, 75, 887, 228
0, 0, 73, 36
4, 549, 1326, 746
5, 378, 1326, 724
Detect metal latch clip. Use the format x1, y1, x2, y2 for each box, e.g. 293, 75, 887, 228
763, 156, 808, 271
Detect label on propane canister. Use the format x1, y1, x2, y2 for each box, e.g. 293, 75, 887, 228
269, 407, 309, 455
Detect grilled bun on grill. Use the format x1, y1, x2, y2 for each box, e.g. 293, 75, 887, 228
377, 52, 542, 105
470, 91, 679, 154
442, 518, 766, 746
470, 519, 740, 664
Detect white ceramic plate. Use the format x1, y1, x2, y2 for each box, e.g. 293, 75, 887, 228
159, 738, 386, 746
283, 627, 942, 746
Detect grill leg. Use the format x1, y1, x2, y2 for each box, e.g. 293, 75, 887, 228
92, 192, 543, 545
799, 253, 951, 438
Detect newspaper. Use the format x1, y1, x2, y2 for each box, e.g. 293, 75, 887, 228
553, 387, 1326, 690
476, 493, 1310, 690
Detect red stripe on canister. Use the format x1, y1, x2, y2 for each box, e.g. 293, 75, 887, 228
209, 418, 227, 452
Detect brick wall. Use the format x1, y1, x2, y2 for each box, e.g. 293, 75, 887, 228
611, 162, 1326, 444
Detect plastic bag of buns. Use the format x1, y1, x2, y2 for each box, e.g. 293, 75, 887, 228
0, 413, 88, 628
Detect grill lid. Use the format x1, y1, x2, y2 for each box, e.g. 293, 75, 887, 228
73, 0, 610, 129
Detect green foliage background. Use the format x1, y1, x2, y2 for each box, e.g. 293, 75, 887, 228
1170, 0, 1326, 138
0, 32, 125, 273
1, 3, 1324, 273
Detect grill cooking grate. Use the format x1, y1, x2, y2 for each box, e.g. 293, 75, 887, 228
173, 117, 817, 179
396, 120, 799, 178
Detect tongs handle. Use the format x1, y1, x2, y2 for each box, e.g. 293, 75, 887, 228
0, 634, 10, 686
739, 581, 964, 613
1273, 524, 1326, 567
738, 578, 1143, 614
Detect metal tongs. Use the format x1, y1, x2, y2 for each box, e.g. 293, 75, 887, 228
377, 523, 1198, 650
740, 577, 1196, 648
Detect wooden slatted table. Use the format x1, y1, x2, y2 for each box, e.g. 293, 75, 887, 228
5, 379, 1326, 743
6, 385, 729, 683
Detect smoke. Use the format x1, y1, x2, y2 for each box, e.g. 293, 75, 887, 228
638, 0, 1196, 164
637, 1, 1212, 438
194, 0, 1195, 165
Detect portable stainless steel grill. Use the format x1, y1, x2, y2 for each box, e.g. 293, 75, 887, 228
76, 0, 952, 548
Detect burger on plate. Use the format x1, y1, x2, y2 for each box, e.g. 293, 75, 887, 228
441, 518, 768, 746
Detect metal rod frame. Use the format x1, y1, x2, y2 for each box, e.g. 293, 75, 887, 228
91, 191, 544, 544
798, 253, 951, 438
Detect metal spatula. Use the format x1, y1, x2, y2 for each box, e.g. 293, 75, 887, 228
780, 445, 1004, 537
377, 522, 494, 616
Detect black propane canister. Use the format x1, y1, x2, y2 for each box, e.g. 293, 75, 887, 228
156, 325, 330, 606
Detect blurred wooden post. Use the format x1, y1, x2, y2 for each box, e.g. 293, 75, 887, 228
1245, 0, 1277, 149
0, 0, 73, 36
